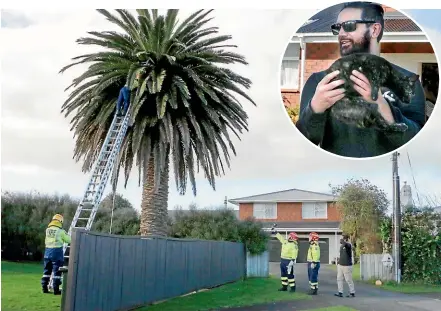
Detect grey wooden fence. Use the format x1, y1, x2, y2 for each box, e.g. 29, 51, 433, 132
63, 229, 246, 311
246, 251, 269, 277
360, 254, 394, 281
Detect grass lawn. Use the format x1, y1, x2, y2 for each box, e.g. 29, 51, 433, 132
1, 261, 62, 311
304, 307, 358, 311
136, 276, 310, 311
328, 264, 361, 281
2, 261, 309, 311
371, 281, 441, 294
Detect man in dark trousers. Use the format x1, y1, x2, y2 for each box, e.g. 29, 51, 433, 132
296, 2, 426, 158
116, 85, 130, 116
271, 224, 299, 292
335, 234, 355, 298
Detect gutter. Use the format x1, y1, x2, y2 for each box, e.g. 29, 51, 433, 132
228, 199, 337, 205
290, 31, 428, 43
263, 228, 342, 232
299, 35, 306, 93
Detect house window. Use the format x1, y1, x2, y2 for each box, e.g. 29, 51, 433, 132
280, 43, 300, 89
253, 203, 277, 219
302, 202, 327, 219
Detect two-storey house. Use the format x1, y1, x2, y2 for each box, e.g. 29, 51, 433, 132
229, 188, 343, 264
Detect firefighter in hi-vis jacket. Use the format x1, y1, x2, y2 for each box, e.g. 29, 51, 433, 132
271, 224, 299, 292
41, 214, 71, 295
307, 232, 321, 295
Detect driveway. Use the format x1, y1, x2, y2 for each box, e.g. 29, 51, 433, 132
220, 263, 441, 311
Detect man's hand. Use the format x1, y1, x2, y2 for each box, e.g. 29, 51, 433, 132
350, 70, 395, 124
310, 70, 346, 114
311, 263, 316, 269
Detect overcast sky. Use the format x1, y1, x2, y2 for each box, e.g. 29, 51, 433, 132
1, 8, 440, 213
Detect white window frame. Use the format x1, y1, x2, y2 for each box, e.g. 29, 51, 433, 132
253, 203, 277, 219
280, 43, 300, 89
302, 202, 327, 219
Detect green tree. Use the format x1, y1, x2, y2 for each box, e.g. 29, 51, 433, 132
1, 191, 139, 261
92, 193, 140, 234
330, 178, 389, 258
59, 9, 255, 237
169, 206, 268, 255
401, 206, 441, 284
380, 206, 441, 284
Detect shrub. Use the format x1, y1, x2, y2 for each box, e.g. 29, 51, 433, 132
380, 207, 441, 285
1, 191, 139, 261
169, 206, 268, 255
285, 106, 300, 123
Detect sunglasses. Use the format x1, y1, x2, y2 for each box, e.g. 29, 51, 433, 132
331, 20, 375, 35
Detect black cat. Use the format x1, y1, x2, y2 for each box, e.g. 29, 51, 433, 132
324, 53, 419, 132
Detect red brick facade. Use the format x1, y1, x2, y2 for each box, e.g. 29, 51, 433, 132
282, 42, 435, 109
238, 202, 342, 222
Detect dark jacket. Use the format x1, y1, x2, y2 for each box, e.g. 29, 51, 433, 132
338, 242, 353, 266
295, 63, 426, 158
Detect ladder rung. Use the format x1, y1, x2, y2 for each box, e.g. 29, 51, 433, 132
80, 208, 93, 211
78, 218, 89, 220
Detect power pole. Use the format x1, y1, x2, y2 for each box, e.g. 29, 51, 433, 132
392, 151, 401, 283
224, 196, 228, 209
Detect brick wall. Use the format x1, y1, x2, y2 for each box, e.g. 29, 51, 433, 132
238, 202, 341, 222
281, 42, 435, 109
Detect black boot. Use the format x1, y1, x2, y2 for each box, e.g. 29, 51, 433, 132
42, 286, 49, 294
308, 287, 318, 295
53, 287, 61, 295
278, 285, 288, 291
334, 292, 343, 297
347, 293, 355, 298
290, 285, 296, 292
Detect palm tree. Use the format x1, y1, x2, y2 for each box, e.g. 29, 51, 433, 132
60, 9, 255, 236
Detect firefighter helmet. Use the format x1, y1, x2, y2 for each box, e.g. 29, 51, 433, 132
288, 232, 298, 241
52, 214, 64, 224
309, 232, 319, 241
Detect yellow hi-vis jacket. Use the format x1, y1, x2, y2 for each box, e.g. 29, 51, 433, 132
307, 241, 320, 262
276, 233, 298, 260
45, 220, 71, 248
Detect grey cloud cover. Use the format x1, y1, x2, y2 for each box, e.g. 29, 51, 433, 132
1, 9, 440, 212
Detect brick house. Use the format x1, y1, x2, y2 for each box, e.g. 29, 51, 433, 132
229, 188, 343, 264
281, 4, 438, 122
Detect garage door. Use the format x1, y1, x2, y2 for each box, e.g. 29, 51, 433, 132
268, 238, 282, 262
269, 238, 329, 264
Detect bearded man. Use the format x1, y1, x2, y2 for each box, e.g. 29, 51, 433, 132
296, 2, 426, 158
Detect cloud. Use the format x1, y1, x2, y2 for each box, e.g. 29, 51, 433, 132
1, 9, 440, 211
1, 10, 34, 28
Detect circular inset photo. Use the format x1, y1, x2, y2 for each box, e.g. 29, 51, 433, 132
280, 1, 439, 159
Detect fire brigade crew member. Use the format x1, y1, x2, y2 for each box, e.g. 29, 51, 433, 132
307, 232, 321, 295
41, 214, 71, 295
271, 225, 299, 292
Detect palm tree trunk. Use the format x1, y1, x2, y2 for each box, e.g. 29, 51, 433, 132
139, 155, 170, 236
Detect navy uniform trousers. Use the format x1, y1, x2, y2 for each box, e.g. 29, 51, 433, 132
41, 247, 64, 289
280, 258, 296, 288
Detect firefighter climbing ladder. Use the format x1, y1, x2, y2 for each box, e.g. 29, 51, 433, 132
48, 111, 130, 289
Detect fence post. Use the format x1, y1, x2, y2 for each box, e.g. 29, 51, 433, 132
59, 266, 68, 311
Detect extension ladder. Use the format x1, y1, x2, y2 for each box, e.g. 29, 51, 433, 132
48, 111, 130, 290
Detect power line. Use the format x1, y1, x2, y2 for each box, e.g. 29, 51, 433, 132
406, 151, 422, 207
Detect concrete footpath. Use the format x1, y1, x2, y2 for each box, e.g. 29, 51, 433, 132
218, 263, 441, 311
